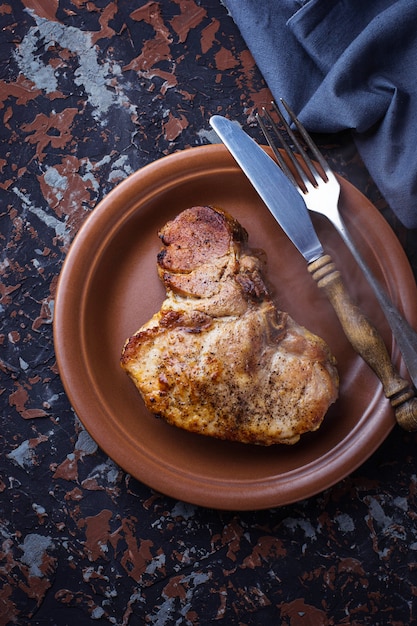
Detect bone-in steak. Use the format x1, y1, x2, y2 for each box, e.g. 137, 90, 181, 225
121, 206, 338, 445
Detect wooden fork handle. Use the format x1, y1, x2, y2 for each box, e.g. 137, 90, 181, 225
308, 254, 417, 431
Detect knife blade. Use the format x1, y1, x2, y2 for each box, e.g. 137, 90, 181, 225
209, 115, 417, 430
210, 117, 323, 264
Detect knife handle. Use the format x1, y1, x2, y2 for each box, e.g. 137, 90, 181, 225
308, 254, 417, 431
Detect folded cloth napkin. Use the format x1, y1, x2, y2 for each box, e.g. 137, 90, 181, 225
223, 0, 417, 229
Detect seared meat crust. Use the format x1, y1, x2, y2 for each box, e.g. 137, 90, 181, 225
121, 206, 338, 445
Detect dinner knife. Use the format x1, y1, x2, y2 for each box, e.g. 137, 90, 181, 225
209, 114, 417, 431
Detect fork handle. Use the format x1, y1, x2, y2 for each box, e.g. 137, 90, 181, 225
308, 254, 417, 431
332, 211, 417, 390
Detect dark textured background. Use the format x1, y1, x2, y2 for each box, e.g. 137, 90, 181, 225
2, 1, 417, 624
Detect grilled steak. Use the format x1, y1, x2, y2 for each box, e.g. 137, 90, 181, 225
121, 206, 338, 445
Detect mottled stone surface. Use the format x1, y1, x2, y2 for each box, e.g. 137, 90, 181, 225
2, 1, 417, 625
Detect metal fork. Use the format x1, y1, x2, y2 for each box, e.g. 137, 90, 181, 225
257, 98, 417, 390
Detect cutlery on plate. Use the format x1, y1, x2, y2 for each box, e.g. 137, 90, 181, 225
257, 98, 417, 393
209, 114, 417, 431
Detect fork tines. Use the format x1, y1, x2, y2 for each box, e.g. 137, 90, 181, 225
256, 99, 329, 190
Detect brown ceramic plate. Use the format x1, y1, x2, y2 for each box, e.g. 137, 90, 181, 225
54, 144, 417, 510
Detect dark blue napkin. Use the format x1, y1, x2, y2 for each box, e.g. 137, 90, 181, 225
223, 0, 417, 229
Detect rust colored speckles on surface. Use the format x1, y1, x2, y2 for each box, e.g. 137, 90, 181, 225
0, 76, 42, 111
53, 450, 84, 481
125, 2, 172, 72
21, 0, 59, 21
91, 2, 118, 44
116, 530, 155, 582
163, 111, 189, 141
214, 47, 239, 71
169, 0, 207, 43
37, 155, 98, 238
242, 536, 287, 568
201, 18, 220, 54
78, 509, 113, 562
9, 383, 48, 419
279, 599, 331, 626
21, 109, 79, 161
